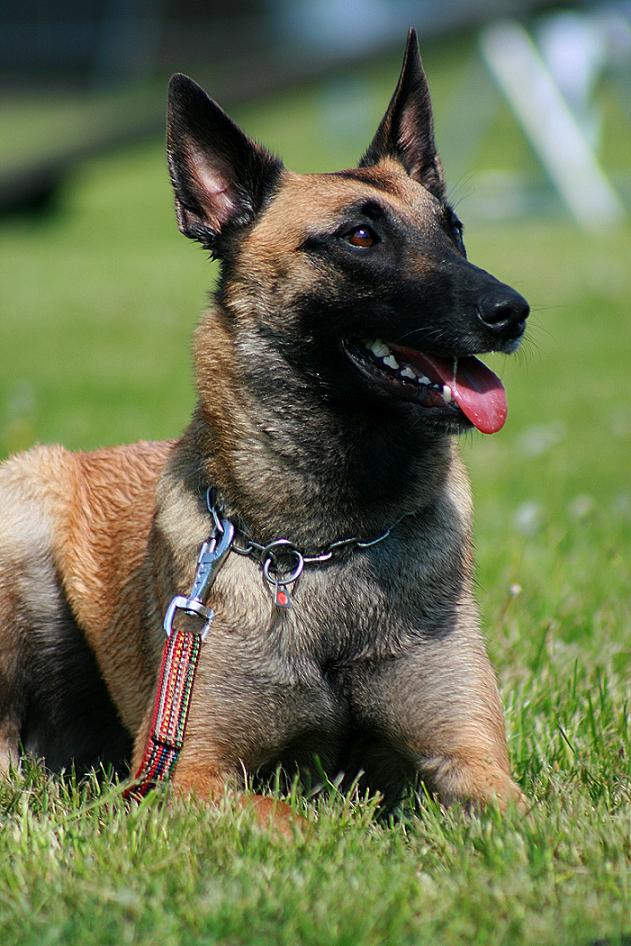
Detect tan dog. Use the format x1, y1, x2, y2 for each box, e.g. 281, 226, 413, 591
0, 31, 529, 825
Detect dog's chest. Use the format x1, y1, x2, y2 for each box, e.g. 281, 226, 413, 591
207, 536, 462, 679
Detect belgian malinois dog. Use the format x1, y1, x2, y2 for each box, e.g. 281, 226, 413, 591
0, 31, 529, 828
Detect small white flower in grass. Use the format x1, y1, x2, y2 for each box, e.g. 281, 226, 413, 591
6, 380, 36, 419
514, 501, 542, 535
517, 421, 566, 458
612, 493, 631, 519
609, 410, 631, 439
509, 583, 522, 597
568, 494, 594, 519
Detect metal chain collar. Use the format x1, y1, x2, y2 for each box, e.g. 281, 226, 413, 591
206, 488, 393, 610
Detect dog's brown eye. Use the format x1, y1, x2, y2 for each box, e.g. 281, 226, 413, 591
345, 226, 377, 248
446, 210, 466, 257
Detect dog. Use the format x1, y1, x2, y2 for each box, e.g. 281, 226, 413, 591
0, 30, 529, 827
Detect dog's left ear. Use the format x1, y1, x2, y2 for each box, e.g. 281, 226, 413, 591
360, 28, 445, 199
167, 74, 284, 251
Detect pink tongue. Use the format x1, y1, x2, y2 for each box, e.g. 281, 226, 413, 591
393, 346, 508, 434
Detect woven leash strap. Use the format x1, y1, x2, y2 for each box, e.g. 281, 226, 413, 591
123, 626, 202, 799
123, 508, 235, 801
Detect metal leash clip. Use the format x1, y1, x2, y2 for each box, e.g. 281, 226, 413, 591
163, 514, 235, 641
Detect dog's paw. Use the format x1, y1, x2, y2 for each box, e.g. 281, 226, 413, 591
237, 794, 310, 841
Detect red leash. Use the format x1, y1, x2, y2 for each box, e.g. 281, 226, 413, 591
123, 514, 234, 800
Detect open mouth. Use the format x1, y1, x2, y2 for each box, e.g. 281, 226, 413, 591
343, 338, 508, 434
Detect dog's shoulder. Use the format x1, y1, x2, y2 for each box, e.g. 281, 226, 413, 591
0, 441, 175, 623
0, 439, 174, 530
73, 440, 176, 502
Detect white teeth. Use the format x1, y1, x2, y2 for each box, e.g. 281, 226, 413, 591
442, 384, 453, 404
363, 340, 438, 389
368, 339, 391, 357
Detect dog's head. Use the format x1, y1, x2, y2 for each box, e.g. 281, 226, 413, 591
167, 30, 529, 436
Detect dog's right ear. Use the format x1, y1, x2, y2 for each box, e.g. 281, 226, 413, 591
167, 74, 283, 251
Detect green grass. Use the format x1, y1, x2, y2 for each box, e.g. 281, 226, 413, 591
1, 41, 630, 946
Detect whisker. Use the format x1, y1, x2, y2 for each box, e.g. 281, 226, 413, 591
528, 303, 568, 314
391, 326, 445, 346
447, 174, 476, 210
511, 339, 540, 365
526, 321, 556, 343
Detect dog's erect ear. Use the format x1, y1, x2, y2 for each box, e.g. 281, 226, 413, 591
167, 74, 283, 250
360, 29, 445, 199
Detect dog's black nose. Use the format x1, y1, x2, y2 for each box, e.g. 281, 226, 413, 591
477, 287, 530, 340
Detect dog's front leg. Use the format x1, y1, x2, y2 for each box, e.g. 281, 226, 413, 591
131, 720, 303, 838
348, 634, 527, 812
169, 759, 301, 838
129, 663, 308, 838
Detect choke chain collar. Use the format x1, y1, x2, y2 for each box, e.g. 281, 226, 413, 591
206, 487, 392, 610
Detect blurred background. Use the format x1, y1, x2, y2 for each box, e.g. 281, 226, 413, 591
0, 1, 630, 607
3, 0, 631, 222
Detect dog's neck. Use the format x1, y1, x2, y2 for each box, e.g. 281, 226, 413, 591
180, 308, 455, 547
